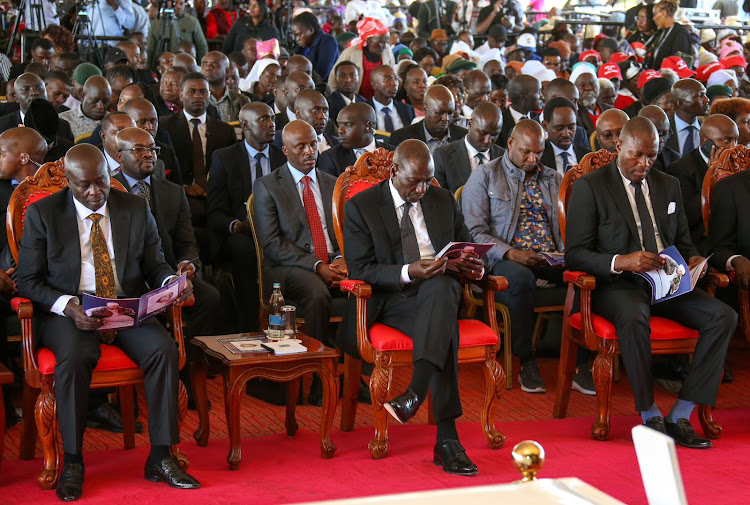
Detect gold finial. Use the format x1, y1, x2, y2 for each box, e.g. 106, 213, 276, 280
512, 440, 545, 482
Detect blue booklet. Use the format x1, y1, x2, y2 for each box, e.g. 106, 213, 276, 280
82, 273, 187, 329
635, 246, 709, 304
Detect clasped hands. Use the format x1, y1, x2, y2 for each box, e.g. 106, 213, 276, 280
408, 247, 483, 283
317, 257, 347, 286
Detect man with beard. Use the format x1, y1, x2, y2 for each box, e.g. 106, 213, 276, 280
498, 74, 543, 148
540, 97, 591, 175
571, 65, 610, 136
638, 105, 681, 171
328, 61, 366, 126
667, 79, 710, 157
594, 109, 629, 153
60, 75, 112, 139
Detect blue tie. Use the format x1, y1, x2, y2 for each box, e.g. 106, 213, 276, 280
560, 151, 570, 173
254, 152, 265, 186
682, 125, 696, 155
382, 106, 395, 133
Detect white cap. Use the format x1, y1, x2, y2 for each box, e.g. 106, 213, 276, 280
569, 62, 597, 85
707, 69, 737, 88
517, 33, 537, 51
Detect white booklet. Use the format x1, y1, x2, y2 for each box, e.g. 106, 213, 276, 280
261, 340, 307, 355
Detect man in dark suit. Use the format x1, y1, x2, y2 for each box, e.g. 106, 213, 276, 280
318, 103, 391, 178
543, 78, 591, 150
666, 114, 737, 257
433, 102, 504, 193
709, 166, 750, 287
17, 145, 200, 500
272, 89, 339, 153
328, 61, 366, 126
366, 66, 415, 135
0, 74, 75, 141
666, 79, 709, 157
638, 105, 681, 172
275, 71, 315, 131
342, 139, 485, 475
389, 85, 467, 152
207, 102, 286, 332
565, 117, 736, 448
573, 68, 612, 136
497, 75, 544, 149
594, 109, 629, 154
540, 97, 591, 176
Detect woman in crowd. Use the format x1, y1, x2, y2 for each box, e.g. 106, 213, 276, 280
413, 47, 439, 77
648, 0, 691, 69
291, 12, 340, 82
709, 97, 750, 147
41, 24, 76, 53
239, 58, 281, 101
627, 4, 656, 46
222, 0, 280, 54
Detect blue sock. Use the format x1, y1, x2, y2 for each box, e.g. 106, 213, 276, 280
666, 399, 695, 423
640, 403, 662, 424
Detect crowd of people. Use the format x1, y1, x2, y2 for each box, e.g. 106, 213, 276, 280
0, 0, 750, 500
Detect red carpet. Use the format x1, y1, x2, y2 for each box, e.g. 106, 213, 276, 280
3, 409, 750, 505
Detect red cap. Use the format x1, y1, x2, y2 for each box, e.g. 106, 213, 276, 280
723, 54, 747, 70
660, 56, 696, 78
637, 69, 662, 88
609, 52, 631, 64
598, 62, 623, 80
696, 62, 725, 83
630, 42, 646, 63
580, 50, 601, 64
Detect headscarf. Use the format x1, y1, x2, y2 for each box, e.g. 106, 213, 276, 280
350, 17, 389, 49
569, 62, 597, 84
256, 39, 280, 59
239, 57, 281, 93
707, 69, 737, 88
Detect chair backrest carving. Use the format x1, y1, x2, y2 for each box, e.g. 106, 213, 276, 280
701, 145, 750, 235
558, 150, 617, 241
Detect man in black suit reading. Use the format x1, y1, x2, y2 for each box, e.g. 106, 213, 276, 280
207, 102, 286, 332
433, 101, 504, 193
565, 117, 736, 448
342, 139, 485, 475
540, 97, 591, 176
17, 144, 200, 501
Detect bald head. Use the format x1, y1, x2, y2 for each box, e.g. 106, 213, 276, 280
121, 97, 159, 138
14, 72, 46, 113
239, 101, 276, 147
285, 55, 312, 76
0, 127, 48, 180
700, 114, 739, 150
282, 120, 318, 173
173, 53, 199, 72
337, 102, 376, 149
391, 140, 434, 203
620, 116, 659, 147
596, 109, 629, 153
201, 51, 230, 85
508, 119, 545, 173
671, 78, 709, 121
82, 76, 112, 121
115, 41, 141, 67
295, 89, 329, 135
508, 75, 543, 114
65, 144, 110, 210
285, 71, 315, 110
638, 105, 670, 153
618, 117, 659, 183
544, 78, 579, 107
467, 102, 502, 152
117, 83, 145, 110
424, 85, 455, 138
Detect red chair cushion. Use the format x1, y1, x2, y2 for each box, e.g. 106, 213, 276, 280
36, 344, 139, 375
369, 319, 498, 352
346, 180, 379, 200
569, 313, 699, 340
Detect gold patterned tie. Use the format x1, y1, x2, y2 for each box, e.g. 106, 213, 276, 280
89, 213, 117, 344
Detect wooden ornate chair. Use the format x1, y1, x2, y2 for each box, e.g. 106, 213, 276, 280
701, 144, 750, 341
552, 150, 726, 441
11, 160, 190, 489
332, 147, 507, 459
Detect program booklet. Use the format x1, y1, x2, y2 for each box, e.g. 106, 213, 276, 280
539, 251, 565, 267
435, 241, 494, 259
635, 246, 710, 304
82, 274, 187, 330
219, 335, 271, 354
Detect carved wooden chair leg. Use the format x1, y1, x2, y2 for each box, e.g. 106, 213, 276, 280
698, 405, 722, 439
20, 382, 39, 460
173, 380, 190, 470
552, 329, 577, 418
340, 355, 362, 432
119, 385, 136, 450
36, 375, 59, 490
171, 445, 190, 469
482, 350, 505, 449
368, 352, 393, 459
591, 347, 614, 441
496, 304, 513, 390
285, 378, 300, 437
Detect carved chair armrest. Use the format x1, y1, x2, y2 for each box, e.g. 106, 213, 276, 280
706, 271, 729, 290
563, 271, 597, 290
339, 279, 372, 299
472, 275, 508, 292
339, 279, 374, 362
11, 297, 39, 376
563, 271, 598, 350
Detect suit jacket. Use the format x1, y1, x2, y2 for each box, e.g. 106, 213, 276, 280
388, 122, 467, 148
45, 136, 74, 163
666, 115, 704, 157
576, 102, 612, 136
158, 112, 237, 186
340, 180, 471, 356
0, 109, 75, 141
17, 189, 174, 312
654, 145, 681, 172
114, 172, 199, 270
665, 148, 709, 255
649, 23, 691, 70
540, 141, 592, 175
317, 141, 394, 178
709, 170, 750, 270
327, 90, 366, 125
497, 107, 517, 149
252, 164, 339, 273
0, 179, 14, 270
366, 99, 416, 130
206, 141, 287, 249
433, 138, 505, 193
565, 160, 698, 286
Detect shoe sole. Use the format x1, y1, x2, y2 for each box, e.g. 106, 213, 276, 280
144, 473, 201, 489
383, 402, 405, 424
518, 375, 545, 394
571, 381, 596, 396
432, 457, 478, 476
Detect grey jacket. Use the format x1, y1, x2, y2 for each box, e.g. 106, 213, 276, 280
461, 152, 563, 265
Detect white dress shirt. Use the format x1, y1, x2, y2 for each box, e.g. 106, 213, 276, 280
286, 107, 297, 122
508, 106, 528, 126
389, 179, 435, 284
354, 139, 377, 159
551, 142, 578, 176
372, 98, 404, 132
91, 0, 136, 43
104, 148, 120, 175
317, 134, 331, 154
674, 114, 701, 156
287, 163, 335, 265
184, 110, 207, 155
464, 137, 489, 172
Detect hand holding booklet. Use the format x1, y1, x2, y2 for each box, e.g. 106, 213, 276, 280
635, 246, 710, 304
435, 242, 494, 273
82, 274, 187, 330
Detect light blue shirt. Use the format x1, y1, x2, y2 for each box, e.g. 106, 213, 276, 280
91, 0, 136, 43
286, 163, 335, 266
243, 141, 271, 187
372, 98, 404, 132
674, 115, 700, 156
550, 142, 577, 176
121, 172, 152, 198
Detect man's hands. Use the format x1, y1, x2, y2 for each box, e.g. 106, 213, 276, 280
614, 251, 665, 273
732, 256, 750, 289
177, 261, 196, 281
408, 258, 447, 280
505, 248, 547, 267
184, 184, 207, 198
688, 256, 708, 279
232, 220, 252, 235
64, 300, 104, 331
0, 268, 16, 297
174, 279, 194, 305
445, 247, 484, 282
316, 257, 347, 286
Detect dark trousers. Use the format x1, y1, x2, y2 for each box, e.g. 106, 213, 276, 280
187, 195, 211, 267
377, 275, 463, 424
38, 314, 180, 454
217, 233, 260, 332
592, 281, 737, 411
183, 275, 221, 340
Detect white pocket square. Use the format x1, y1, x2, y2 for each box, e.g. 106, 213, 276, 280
668, 202, 676, 214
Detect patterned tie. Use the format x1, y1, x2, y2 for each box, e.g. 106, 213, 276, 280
301, 176, 329, 264
134, 181, 151, 204
190, 118, 207, 189
682, 125, 696, 155
400, 202, 421, 264
89, 214, 117, 345
631, 182, 659, 254
254, 152, 265, 185
475, 152, 485, 168
382, 106, 395, 133
560, 151, 570, 173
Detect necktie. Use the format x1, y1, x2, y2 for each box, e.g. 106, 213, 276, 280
301, 176, 329, 264
682, 125, 696, 155
190, 118, 207, 189
631, 182, 659, 254
382, 106, 395, 133
89, 214, 117, 344
400, 202, 421, 264
560, 151, 570, 173
254, 152, 265, 184
475, 152, 486, 168
134, 181, 151, 205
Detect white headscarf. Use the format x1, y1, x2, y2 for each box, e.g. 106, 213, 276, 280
239, 58, 281, 94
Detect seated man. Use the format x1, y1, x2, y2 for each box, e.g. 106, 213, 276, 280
433, 101, 504, 193
666, 114, 737, 256
17, 145, 200, 500
462, 119, 593, 395
201, 51, 249, 123
275, 70, 315, 131
594, 109, 629, 153
342, 139, 485, 476
272, 89, 339, 154
366, 65, 415, 134
327, 61, 366, 126
318, 102, 392, 178
638, 105, 680, 172
565, 117, 736, 448
98, 112, 137, 175
0, 73, 74, 141
540, 97, 591, 176
60, 75, 112, 140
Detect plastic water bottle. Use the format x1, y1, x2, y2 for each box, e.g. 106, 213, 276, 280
268, 283, 286, 338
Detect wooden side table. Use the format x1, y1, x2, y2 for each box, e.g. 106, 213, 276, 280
190, 333, 340, 470
0, 362, 14, 472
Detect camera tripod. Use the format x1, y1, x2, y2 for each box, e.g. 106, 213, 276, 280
6, 0, 47, 58
151, 5, 182, 68
72, 1, 103, 68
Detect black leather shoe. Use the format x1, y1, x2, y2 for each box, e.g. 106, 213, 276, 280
722, 363, 734, 384
665, 419, 712, 449
144, 456, 201, 489
433, 440, 478, 476
384, 388, 421, 424
56, 462, 84, 501
644, 416, 667, 435
87, 402, 144, 434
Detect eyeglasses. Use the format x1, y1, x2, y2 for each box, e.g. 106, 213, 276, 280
119, 146, 161, 155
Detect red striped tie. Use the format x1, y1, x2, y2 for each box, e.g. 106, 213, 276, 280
301, 176, 329, 264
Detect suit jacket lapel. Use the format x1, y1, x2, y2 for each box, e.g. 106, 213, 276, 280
603, 162, 641, 245
234, 142, 252, 198
107, 192, 130, 284
453, 140, 471, 185
377, 182, 401, 257
113, 172, 131, 191
278, 165, 308, 229
60, 192, 82, 290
